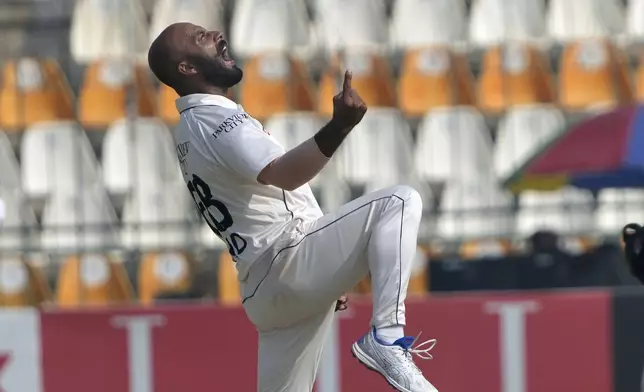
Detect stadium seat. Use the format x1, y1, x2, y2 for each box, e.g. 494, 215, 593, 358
335, 108, 414, 189
21, 121, 101, 200
265, 112, 326, 185
218, 252, 241, 305
415, 107, 494, 185
150, 0, 224, 44
138, 251, 193, 304
315, 0, 388, 53
230, 0, 313, 58
70, 0, 149, 63
547, 0, 625, 42
409, 247, 429, 296
78, 60, 155, 129
470, 0, 546, 47
516, 187, 595, 236
595, 189, 644, 235
437, 180, 514, 240
627, 0, 644, 42
157, 85, 180, 124
458, 239, 511, 260
494, 105, 565, 180
240, 54, 315, 120
318, 53, 396, 117
558, 40, 633, 110
41, 184, 119, 252
102, 118, 181, 197
399, 47, 475, 117
0, 257, 51, 307
390, 0, 466, 49
478, 44, 554, 113
0, 188, 38, 251
0, 58, 74, 130
635, 57, 644, 102
56, 253, 134, 307
121, 182, 195, 250
0, 131, 21, 190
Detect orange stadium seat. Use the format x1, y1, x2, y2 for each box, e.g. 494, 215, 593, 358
218, 253, 241, 305
458, 239, 512, 260
240, 53, 315, 120
158, 84, 180, 124
138, 252, 193, 304
0, 257, 51, 307
0, 58, 74, 130
399, 47, 475, 117
559, 39, 633, 110
318, 52, 396, 117
635, 55, 644, 102
78, 60, 155, 129
478, 44, 554, 113
56, 254, 134, 307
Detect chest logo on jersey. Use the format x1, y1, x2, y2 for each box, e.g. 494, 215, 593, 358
213, 112, 250, 139
177, 141, 190, 175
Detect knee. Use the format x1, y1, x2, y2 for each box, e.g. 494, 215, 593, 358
391, 185, 423, 214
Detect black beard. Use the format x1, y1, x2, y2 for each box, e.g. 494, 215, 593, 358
193, 55, 243, 88
204, 65, 243, 88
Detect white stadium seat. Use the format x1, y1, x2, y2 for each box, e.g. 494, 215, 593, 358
415, 107, 494, 185
516, 187, 595, 236
21, 121, 100, 200
438, 180, 514, 239
102, 118, 181, 196
71, 0, 149, 63
336, 108, 415, 189
595, 189, 644, 235
0, 131, 21, 190
390, 0, 467, 49
627, 0, 644, 41
0, 188, 38, 251
264, 112, 325, 186
494, 105, 565, 180
470, 0, 546, 47
547, 0, 625, 42
315, 0, 388, 52
150, 0, 225, 44
121, 182, 195, 250
230, 0, 313, 58
41, 184, 119, 252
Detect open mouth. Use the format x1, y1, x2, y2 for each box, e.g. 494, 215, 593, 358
218, 39, 235, 66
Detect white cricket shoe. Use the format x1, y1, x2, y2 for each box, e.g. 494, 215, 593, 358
351, 328, 438, 392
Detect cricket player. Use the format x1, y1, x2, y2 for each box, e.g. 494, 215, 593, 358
148, 23, 437, 392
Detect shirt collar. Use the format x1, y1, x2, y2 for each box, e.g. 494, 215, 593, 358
175, 93, 239, 113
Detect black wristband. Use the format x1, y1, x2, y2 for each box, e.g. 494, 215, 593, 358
313, 119, 350, 158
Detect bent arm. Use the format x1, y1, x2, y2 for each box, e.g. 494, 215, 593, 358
257, 119, 350, 191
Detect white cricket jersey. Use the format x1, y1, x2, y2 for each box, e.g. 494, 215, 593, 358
174, 94, 323, 277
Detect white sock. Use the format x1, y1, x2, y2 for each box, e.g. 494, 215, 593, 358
376, 325, 405, 344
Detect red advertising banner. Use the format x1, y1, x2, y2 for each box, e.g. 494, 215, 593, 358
0, 290, 613, 392
40, 305, 258, 392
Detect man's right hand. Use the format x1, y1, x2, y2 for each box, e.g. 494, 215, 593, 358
331, 70, 368, 132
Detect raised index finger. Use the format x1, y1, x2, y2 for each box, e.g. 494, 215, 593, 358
342, 70, 352, 94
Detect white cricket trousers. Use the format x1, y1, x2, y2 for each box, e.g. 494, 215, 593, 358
240, 185, 423, 392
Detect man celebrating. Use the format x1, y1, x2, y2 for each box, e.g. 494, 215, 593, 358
148, 23, 437, 392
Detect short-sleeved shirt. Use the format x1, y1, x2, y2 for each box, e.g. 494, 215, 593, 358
174, 94, 323, 277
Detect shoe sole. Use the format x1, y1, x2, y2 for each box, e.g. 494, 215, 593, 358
351, 342, 412, 392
